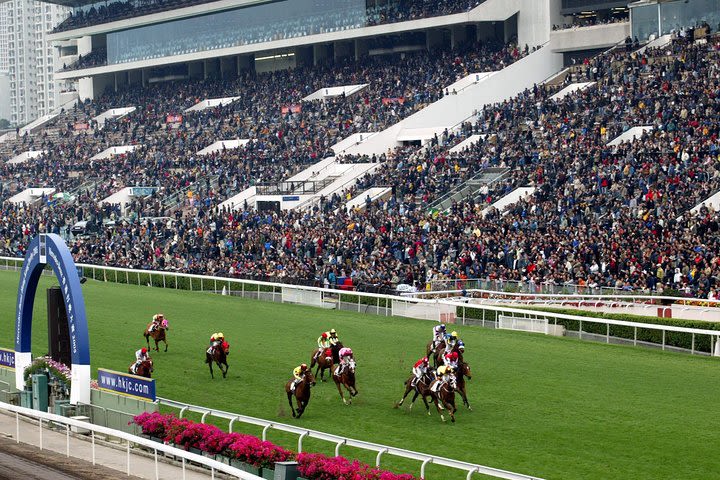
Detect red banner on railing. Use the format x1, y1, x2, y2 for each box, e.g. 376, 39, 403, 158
73, 122, 89, 131
165, 114, 183, 124
382, 97, 405, 105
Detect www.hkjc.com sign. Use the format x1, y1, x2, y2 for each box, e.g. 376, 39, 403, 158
0, 348, 14, 369
97, 368, 156, 402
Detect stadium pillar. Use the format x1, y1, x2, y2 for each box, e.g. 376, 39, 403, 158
426, 29, 444, 51
450, 25, 467, 50
354, 39, 368, 60
334, 41, 352, 61
313, 44, 331, 66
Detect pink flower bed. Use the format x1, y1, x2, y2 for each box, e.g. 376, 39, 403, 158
297, 453, 419, 480
132, 412, 417, 478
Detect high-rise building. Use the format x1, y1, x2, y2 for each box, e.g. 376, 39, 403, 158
0, 0, 69, 126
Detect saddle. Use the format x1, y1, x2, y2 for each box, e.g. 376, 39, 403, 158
430, 379, 442, 393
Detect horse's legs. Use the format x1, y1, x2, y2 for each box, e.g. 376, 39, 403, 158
433, 394, 446, 422
163, 337, 168, 352
335, 380, 347, 405
398, 380, 413, 406
144, 334, 150, 349
420, 392, 432, 415
295, 398, 304, 418
208, 360, 214, 379
444, 399, 456, 422
221, 361, 228, 378
459, 386, 471, 410
287, 392, 297, 418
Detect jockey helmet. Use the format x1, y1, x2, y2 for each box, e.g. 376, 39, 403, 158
141, 347, 147, 354
439, 324, 446, 330
212, 332, 218, 339
217, 332, 224, 339
322, 332, 328, 339
422, 357, 429, 364
451, 352, 459, 360
451, 331, 458, 338
330, 328, 337, 335
300, 363, 308, 371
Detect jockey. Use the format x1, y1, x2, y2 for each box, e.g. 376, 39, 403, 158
291, 364, 309, 392
337, 347, 353, 375
411, 357, 430, 387
327, 328, 339, 346
446, 330, 460, 352
443, 351, 459, 369
149, 314, 165, 332
457, 339, 465, 354
431, 365, 454, 392
132, 347, 150, 374
431, 324, 446, 352
315, 332, 330, 360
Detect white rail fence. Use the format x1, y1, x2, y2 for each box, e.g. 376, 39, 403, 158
0, 400, 260, 479
158, 397, 544, 480
1, 256, 719, 355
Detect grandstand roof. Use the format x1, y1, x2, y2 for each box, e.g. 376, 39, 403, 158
40, 0, 100, 8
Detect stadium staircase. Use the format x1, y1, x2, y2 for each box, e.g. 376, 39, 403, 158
428, 167, 511, 212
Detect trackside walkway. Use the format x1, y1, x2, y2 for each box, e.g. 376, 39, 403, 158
0, 411, 220, 479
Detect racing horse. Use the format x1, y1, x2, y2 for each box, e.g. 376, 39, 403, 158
397, 371, 435, 414
128, 359, 153, 378
430, 375, 457, 423
310, 342, 343, 381
426, 340, 445, 367
455, 361, 473, 410
285, 371, 316, 418
144, 318, 169, 352
434, 344, 463, 368
206, 341, 229, 379
332, 358, 358, 405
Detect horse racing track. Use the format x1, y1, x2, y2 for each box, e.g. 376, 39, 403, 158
0, 269, 719, 480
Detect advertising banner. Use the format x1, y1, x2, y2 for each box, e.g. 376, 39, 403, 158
0, 348, 14, 369
97, 368, 156, 401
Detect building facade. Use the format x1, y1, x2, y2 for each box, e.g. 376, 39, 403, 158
0, 0, 69, 126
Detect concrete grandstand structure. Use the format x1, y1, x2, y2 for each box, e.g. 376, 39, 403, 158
2, 0, 720, 301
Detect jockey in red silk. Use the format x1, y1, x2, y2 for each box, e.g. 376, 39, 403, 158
412, 356, 430, 387
132, 347, 150, 374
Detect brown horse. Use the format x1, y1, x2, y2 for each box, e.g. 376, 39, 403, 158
128, 359, 153, 378
435, 345, 463, 367
426, 340, 446, 367
456, 362, 472, 410
206, 343, 229, 379
144, 318, 169, 352
430, 376, 457, 423
285, 371, 316, 418
310, 347, 334, 381
332, 358, 358, 405
397, 371, 434, 414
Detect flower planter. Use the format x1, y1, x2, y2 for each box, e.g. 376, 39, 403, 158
149, 436, 163, 444
189, 447, 203, 456
260, 468, 274, 480
229, 460, 261, 476
202, 451, 216, 460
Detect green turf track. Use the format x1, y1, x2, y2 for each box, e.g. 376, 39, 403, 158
0, 270, 719, 480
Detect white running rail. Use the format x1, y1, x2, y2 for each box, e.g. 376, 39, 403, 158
158, 397, 545, 480
0, 400, 261, 479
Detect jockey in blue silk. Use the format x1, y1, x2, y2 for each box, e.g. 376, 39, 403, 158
431, 324, 446, 352
445, 330, 460, 352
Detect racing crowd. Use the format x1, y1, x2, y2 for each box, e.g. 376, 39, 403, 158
1, 35, 720, 299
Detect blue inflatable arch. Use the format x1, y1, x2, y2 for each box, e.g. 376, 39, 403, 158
14, 234, 91, 404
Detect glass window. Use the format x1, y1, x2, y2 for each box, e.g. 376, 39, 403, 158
661, 0, 720, 35
631, 4, 658, 41
107, 0, 366, 65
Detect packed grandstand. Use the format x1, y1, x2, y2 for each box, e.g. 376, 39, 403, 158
1, 0, 719, 301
